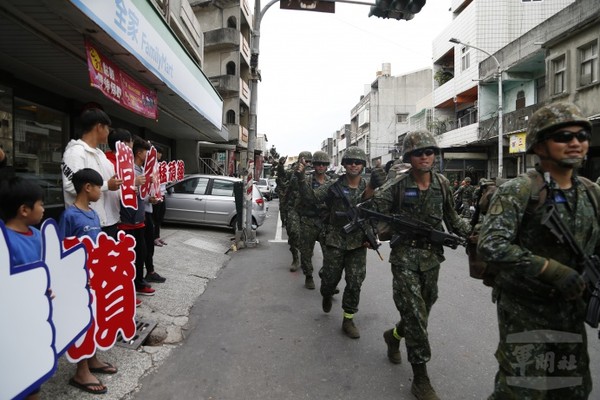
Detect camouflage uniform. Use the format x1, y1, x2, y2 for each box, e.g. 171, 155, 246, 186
373, 171, 470, 364
294, 167, 331, 279
455, 178, 474, 218
302, 175, 368, 310
478, 102, 596, 399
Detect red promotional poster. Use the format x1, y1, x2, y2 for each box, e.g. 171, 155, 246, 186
158, 161, 168, 184
116, 141, 138, 209
177, 160, 185, 181
228, 151, 236, 176
167, 161, 177, 183
152, 159, 163, 201
140, 146, 157, 199
65, 232, 137, 362
85, 38, 158, 120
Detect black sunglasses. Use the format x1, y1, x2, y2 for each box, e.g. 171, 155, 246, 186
411, 148, 436, 157
313, 162, 329, 167
344, 159, 364, 166
545, 130, 591, 143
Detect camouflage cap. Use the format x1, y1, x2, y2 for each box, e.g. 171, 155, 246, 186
526, 102, 592, 153
402, 130, 440, 162
298, 151, 313, 162
342, 146, 367, 164
312, 151, 330, 164
464, 177, 471, 183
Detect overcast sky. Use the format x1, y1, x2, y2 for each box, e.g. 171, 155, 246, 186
254, 0, 453, 158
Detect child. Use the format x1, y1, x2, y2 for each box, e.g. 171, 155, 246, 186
0, 177, 46, 400
59, 168, 117, 395
117, 135, 156, 296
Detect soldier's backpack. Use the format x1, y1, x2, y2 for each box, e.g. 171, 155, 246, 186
467, 170, 600, 286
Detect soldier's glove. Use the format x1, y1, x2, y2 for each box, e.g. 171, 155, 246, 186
369, 167, 386, 189
294, 162, 305, 180
538, 259, 586, 300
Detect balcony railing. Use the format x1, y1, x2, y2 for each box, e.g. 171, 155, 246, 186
204, 28, 239, 51
478, 103, 544, 141
429, 110, 477, 135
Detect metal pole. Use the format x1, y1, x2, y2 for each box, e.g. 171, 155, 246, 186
497, 65, 503, 178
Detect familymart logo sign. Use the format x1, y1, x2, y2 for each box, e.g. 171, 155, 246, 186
506, 329, 583, 390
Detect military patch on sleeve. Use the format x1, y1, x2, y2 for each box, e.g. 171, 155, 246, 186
488, 199, 503, 215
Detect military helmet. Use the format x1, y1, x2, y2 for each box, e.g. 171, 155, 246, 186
298, 151, 313, 162
464, 177, 471, 183
312, 151, 330, 164
342, 146, 367, 165
402, 130, 440, 162
526, 102, 592, 153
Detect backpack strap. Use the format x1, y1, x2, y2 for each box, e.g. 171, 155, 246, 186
525, 170, 548, 214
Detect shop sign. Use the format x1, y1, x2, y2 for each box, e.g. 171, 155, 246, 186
509, 132, 527, 154
71, 0, 222, 129
86, 39, 158, 120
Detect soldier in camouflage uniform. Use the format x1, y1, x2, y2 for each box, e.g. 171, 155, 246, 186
275, 157, 289, 227
455, 177, 474, 218
478, 102, 597, 399
293, 151, 332, 289
297, 146, 384, 339
371, 131, 471, 400
285, 151, 312, 272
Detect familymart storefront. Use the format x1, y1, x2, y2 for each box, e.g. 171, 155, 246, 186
0, 0, 224, 220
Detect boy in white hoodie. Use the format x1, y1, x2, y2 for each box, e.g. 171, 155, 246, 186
61, 108, 123, 238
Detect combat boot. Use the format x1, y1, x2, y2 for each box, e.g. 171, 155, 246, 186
410, 363, 440, 400
305, 275, 315, 290
342, 315, 360, 339
383, 329, 402, 364
289, 249, 300, 272
322, 295, 332, 313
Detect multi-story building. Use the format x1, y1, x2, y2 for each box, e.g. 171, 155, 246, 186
193, 0, 253, 175
0, 0, 224, 220
350, 64, 432, 166
478, 0, 600, 179
432, 0, 576, 180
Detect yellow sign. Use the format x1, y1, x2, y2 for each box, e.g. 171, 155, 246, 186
509, 132, 527, 154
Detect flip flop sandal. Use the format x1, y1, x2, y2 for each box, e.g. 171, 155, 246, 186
68, 378, 107, 394
89, 362, 118, 374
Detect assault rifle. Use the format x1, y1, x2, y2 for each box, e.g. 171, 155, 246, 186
329, 179, 383, 261
355, 205, 466, 250
540, 203, 600, 332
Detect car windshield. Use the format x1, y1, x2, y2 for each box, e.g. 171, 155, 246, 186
258, 179, 268, 186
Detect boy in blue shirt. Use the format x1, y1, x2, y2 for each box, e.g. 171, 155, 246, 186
58, 168, 118, 394
0, 177, 46, 399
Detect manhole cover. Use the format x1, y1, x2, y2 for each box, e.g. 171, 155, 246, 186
115, 318, 157, 350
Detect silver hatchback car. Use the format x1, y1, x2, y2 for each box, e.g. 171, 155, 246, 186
163, 174, 267, 230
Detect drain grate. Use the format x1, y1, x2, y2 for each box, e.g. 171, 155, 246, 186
115, 318, 157, 350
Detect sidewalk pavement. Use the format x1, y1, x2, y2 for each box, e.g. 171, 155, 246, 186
40, 225, 234, 399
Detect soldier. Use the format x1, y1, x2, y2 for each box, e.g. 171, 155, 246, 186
275, 156, 289, 226
371, 131, 470, 400
455, 176, 474, 218
478, 102, 597, 399
285, 151, 312, 272
293, 151, 332, 289
297, 146, 385, 339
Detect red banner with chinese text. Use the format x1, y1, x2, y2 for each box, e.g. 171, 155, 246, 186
85, 38, 158, 120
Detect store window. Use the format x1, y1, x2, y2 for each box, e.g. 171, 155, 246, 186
14, 98, 67, 209
0, 86, 13, 167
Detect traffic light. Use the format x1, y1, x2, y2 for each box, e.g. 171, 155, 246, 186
369, 0, 426, 20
